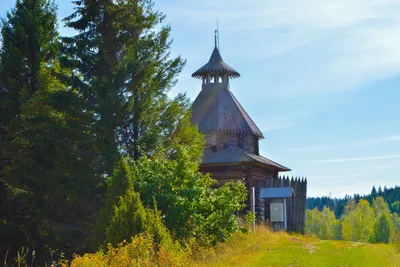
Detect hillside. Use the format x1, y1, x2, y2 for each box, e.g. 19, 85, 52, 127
68, 226, 400, 267
192, 227, 400, 267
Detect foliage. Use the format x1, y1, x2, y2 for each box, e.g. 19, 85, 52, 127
307, 185, 400, 218
105, 191, 171, 249
392, 213, 400, 233
92, 157, 170, 250
307, 196, 400, 245
132, 145, 247, 245
0, 0, 254, 264
372, 196, 391, 219
68, 234, 189, 267
342, 199, 374, 242
0, 0, 102, 262
306, 207, 340, 240
372, 197, 394, 243
306, 208, 320, 238
392, 201, 400, 213
244, 212, 256, 229
374, 213, 393, 244
62, 0, 187, 176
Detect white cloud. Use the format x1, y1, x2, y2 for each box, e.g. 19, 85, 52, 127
308, 174, 366, 180
158, 0, 400, 96
368, 163, 398, 170
285, 134, 400, 151
303, 154, 400, 164
257, 114, 300, 132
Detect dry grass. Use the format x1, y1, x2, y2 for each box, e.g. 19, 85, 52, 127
66, 225, 400, 267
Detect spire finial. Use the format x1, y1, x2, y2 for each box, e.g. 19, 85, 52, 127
214, 30, 217, 48
214, 19, 220, 49
217, 18, 220, 50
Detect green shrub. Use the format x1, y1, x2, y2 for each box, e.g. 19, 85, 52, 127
92, 157, 171, 250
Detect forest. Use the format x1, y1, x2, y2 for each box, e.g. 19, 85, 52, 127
306, 189, 400, 244
0, 0, 251, 265
307, 185, 400, 217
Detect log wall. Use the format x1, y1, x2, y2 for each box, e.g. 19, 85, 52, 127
204, 133, 259, 156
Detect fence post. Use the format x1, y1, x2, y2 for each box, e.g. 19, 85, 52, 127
252, 186, 255, 231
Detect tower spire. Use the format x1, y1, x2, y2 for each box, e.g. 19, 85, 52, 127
217, 18, 220, 50
192, 28, 240, 80
214, 30, 217, 48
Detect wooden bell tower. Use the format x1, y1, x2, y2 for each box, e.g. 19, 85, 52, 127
190, 32, 306, 232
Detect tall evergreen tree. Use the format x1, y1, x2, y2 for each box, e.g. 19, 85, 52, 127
62, 0, 189, 177
0, 0, 59, 257
0, 0, 101, 261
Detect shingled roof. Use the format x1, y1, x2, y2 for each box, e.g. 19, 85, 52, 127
190, 86, 264, 138
202, 145, 291, 172
192, 46, 240, 79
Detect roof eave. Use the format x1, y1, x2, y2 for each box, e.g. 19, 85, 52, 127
191, 70, 241, 79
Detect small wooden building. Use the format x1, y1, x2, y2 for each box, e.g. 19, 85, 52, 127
260, 187, 295, 231
190, 35, 307, 233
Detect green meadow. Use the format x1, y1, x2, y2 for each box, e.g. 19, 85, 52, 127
192, 227, 400, 267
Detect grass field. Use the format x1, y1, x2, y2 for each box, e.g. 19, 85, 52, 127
68, 226, 400, 267
193, 227, 400, 267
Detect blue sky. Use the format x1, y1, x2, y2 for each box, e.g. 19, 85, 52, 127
2, 0, 400, 197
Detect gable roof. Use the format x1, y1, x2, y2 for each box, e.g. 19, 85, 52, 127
192, 47, 240, 79
259, 187, 295, 199
190, 87, 264, 138
202, 145, 291, 172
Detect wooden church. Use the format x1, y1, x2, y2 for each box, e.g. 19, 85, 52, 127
190, 34, 307, 233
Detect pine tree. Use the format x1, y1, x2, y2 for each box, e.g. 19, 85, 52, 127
378, 186, 383, 195
371, 186, 377, 195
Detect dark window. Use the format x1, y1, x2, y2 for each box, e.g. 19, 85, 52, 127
238, 135, 244, 149
255, 136, 259, 155
211, 145, 218, 152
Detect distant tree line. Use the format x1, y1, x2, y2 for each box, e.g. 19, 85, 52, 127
306, 196, 400, 245
307, 185, 400, 218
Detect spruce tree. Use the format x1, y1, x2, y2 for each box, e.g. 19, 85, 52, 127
378, 185, 383, 195
62, 0, 188, 177
0, 0, 59, 257
0, 0, 101, 260
371, 186, 377, 196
